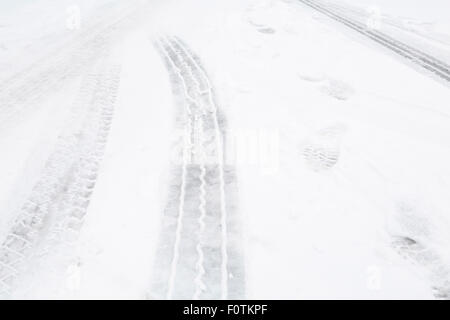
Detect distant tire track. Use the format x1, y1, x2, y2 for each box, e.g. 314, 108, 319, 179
299, 0, 450, 84
0, 1, 141, 136
0, 64, 121, 298
150, 36, 245, 299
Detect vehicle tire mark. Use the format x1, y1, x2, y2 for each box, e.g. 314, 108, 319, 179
0, 64, 121, 298
150, 36, 245, 300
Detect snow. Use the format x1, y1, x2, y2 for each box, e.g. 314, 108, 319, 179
1, 0, 450, 299
330, 0, 450, 29
316, 0, 450, 64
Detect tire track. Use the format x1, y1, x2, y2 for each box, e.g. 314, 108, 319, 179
0, 64, 121, 298
298, 0, 450, 84
392, 236, 450, 299
150, 36, 245, 299
0, 1, 142, 136
299, 0, 450, 299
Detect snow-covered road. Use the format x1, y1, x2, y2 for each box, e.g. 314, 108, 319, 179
299, 0, 450, 84
1, 0, 450, 299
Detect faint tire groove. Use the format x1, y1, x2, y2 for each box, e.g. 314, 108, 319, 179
392, 236, 450, 299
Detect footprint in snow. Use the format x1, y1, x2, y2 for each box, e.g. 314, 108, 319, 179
319, 78, 354, 101
393, 200, 433, 240
257, 27, 276, 34
297, 70, 354, 100
391, 236, 450, 299
247, 19, 276, 35
390, 198, 450, 299
297, 71, 326, 83
301, 123, 347, 172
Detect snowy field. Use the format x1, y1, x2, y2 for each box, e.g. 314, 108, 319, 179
0, 0, 450, 299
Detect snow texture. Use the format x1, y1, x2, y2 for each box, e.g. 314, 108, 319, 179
0, 0, 450, 299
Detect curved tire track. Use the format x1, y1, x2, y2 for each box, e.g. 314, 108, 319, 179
150, 36, 245, 300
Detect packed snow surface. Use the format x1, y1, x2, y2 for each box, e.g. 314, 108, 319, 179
0, 0, 450, 299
